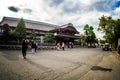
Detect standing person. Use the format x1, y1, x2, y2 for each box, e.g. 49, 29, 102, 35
22, 39, 28, 59
109, 44, 112, 51
117, 44, 120, 58
69, 42, 71, 48
31, 41, 35, 53
67, 42, 70, 48
62, 42, 65, 50
56, 42, 60, 50
71, 42, 74, 48
34, 42, 37, 53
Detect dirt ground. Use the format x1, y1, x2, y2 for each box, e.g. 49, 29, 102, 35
0, 48, 120, 80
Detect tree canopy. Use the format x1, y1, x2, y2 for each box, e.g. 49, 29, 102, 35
1, 24, 11, 41
98, 15, 120, 48
84, 24, 97, 44
14, 18, 26, 40
43, 32, 55, 43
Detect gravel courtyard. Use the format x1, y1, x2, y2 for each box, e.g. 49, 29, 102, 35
0, 48, 120, 80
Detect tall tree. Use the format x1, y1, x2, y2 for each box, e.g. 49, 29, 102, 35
84, 24, 97, 44
98, 15, 120, 48
14, 18, 26, 40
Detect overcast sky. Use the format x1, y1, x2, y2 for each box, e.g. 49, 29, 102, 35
0, 0, 120, 39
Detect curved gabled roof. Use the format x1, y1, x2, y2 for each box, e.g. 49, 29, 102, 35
0, 17, 57, 31
50, 23, 79, 34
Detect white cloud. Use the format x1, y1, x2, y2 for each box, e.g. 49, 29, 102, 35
0, 0, 119, 39
114, 7, 120, 17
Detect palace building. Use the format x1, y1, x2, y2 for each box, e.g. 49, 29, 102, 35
0, 17, 80, 44
50, 23, 79, 43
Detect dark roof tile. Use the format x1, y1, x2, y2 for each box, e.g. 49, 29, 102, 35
0, 17, 57, 31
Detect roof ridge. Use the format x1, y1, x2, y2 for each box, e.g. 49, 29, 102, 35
58, 23, 73, 27
2, 16, 57, 27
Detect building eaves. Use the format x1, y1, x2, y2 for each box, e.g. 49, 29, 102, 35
2, 16, 57, 27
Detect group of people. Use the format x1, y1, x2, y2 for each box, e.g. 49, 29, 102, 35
68, 42, 74, 48
56, 42, 74, 50
56, 42, 65, 50
31, 41, 37, 53
22, 39, 120, 59
22, 39, 37, 59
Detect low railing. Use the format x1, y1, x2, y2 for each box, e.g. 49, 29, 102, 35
0, 45, 22, 50
0, 43, 56, 50
0, 43, 80, 50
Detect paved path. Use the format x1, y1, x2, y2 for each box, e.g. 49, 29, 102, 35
0, 48, 120, 80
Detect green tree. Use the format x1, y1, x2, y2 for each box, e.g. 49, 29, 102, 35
1, 24, 11, 41
98, 15, 120, 48
84, 24, 97, 44
14, 18, 26, 40
99, 39, 106, 44
29, 30, 36, 41
43, 32, 55, 43
78, 34, 86, 45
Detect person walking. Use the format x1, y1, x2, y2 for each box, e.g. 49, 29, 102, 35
117, 44, 120, 58
109, 44, 112, 51
34, 42, 37, 53
56, 42, 60, 50
62, 42, 65, 50
69, 42, 72, 48
22, 39, 28, 59
71, 42, 74, 48
31, 41, 35, 53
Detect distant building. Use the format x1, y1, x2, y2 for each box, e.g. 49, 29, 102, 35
0, 17, 57, 44
50, 23, 79, 43
0, 17, 80, 44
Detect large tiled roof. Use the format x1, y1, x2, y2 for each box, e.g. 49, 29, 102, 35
0, 17, 57, 31
51, 23, 79, 34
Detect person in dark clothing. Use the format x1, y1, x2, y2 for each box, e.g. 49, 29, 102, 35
22, 39, 28, 59
62, 42, 65, 50
31, 41, 35, 53
34, 42, 37, 53
71, 42, 74, 48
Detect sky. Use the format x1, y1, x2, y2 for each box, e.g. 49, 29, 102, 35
0, 0, 120, 39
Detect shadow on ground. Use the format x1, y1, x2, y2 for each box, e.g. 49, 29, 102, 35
25, 58, 50, 71
1, 51, 20, 61
91, 66, 112, 72
2, 54, 19, 61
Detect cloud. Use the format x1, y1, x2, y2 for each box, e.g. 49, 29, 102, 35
0, 0, 119, 39
8, 6, 20, 12
113, 7, 120, 17
51, 0, 64, 5
8, 6, 32, 14
23, 8, 32, 14
92, 0, 114, 12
